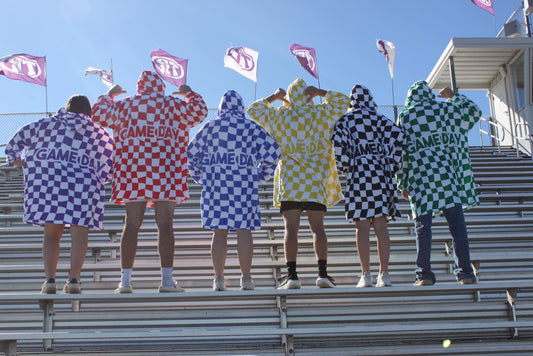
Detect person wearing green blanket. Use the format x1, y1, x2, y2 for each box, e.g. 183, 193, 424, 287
396, 80, 482, 286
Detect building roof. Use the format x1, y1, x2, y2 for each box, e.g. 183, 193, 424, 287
426, 37, 533, 90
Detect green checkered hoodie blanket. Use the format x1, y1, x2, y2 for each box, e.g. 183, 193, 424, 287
396, 80, 482, 218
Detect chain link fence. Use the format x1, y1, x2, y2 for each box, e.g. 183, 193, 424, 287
0, 106, 403, 148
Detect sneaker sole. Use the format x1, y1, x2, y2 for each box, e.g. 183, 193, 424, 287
159, 286, 185, 293
277, 281, 301, 290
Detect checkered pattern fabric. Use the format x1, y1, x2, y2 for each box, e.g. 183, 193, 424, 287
188, 90, 280, 230
5, 108, 114, 229
92, 70, 208, 206
396, 80, 482, 218
332, 84, 404, 222
247, 78, 349, 208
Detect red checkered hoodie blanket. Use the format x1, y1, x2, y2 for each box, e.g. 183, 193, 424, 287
92, 70, 208, 205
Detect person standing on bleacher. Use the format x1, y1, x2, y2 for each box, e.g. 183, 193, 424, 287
5, 95, 114, 294
332, 84, 404, 288
396, 80, 482, 286
248, 78, 349, 289
92, 70, 207, 293
188, 90, 280, 291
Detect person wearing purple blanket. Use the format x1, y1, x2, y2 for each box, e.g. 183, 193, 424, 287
5, 95, 114, 294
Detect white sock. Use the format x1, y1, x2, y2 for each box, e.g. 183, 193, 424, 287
120, 268, 132, 287
161, 267, 174, 287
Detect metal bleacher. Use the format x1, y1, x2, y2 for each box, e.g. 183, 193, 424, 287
0, 146, 533, 355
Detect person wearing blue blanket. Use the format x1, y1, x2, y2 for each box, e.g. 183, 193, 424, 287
188, 90, 280, 291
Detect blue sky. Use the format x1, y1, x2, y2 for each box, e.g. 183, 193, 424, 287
0, 0, 524, 144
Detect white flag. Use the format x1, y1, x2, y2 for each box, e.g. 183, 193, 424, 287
376, 39, 396, 79
224, 46, 259, 82
83, 66, 113, 88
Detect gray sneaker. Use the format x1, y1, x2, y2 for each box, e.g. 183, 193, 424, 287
240, 275, 255, 290
213, 276, 226, 291
63, 279, 81, 294
41, 278, 56, 294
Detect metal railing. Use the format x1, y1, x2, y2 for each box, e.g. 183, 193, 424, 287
479, 115, 533, 159
514, 121, 533, 158
479, 116, 505, 153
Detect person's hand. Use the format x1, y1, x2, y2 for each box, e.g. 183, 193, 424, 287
401, 190, 409, 200
304, 86, 326, 102
107, 84, 127, 98
172, 85, 192, 96
12, 159, 24, 168
266, 88, 288, 104
438, 87, 455, 99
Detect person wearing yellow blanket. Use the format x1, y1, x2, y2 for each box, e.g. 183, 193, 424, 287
248, 78, 349, 289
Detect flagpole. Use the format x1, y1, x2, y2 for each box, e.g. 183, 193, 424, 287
391, 77, 397, 119
45, 56, 49, 115
254, 81, 257, 101
110, 58, 114, 84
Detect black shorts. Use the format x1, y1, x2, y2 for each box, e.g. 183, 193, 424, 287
280, 201, 327, 213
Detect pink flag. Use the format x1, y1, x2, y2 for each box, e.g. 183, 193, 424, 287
470, 0, 494, 15
83, 66, 113, 88
289, 43, 319, 79
150, 48, 188, 87
377, 39, 396, 79
0, 53, 46, 86
224, 46, 259, 82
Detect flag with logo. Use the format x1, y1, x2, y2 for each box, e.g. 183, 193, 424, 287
470, 0, 494, 15
83, 66, 113, 88
289, 43, 319, 79
224, 46, 259, 82
377, 39, 396, 79
0, 53, 46, 86
150, 48, 188, 87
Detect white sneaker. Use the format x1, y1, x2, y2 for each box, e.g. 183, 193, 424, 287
376, 272, 392, 287
356, 272, 373, 288
277, 276, 301, 289
114, 283, 133, 294
316, 275, 336, 288
240, 275, 255, 290
213, 276, 226, 291
159, 281, 185, 293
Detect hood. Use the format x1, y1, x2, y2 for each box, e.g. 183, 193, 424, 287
404, 80, 435, 108
53, 107, 90, 132
137, 70, 166, 95
285, 78, 308, 107
348, 84, 377, 112
217, 90, 246, 119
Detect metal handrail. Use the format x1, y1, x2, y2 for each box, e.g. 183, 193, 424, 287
513, 121, 533, 159
479, 116, 505, 153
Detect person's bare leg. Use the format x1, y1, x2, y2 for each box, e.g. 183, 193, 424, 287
236, 229, 253, 277
120, 201, 146, 269
68, 225, 89, 281
282, 209, 301, 263
308, 210, 327, 261
212, 229, 229, 277
43, 223, 64, 280
372, 216, 390, 274
154, 201, 176, 268
355, 219, 372, 274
